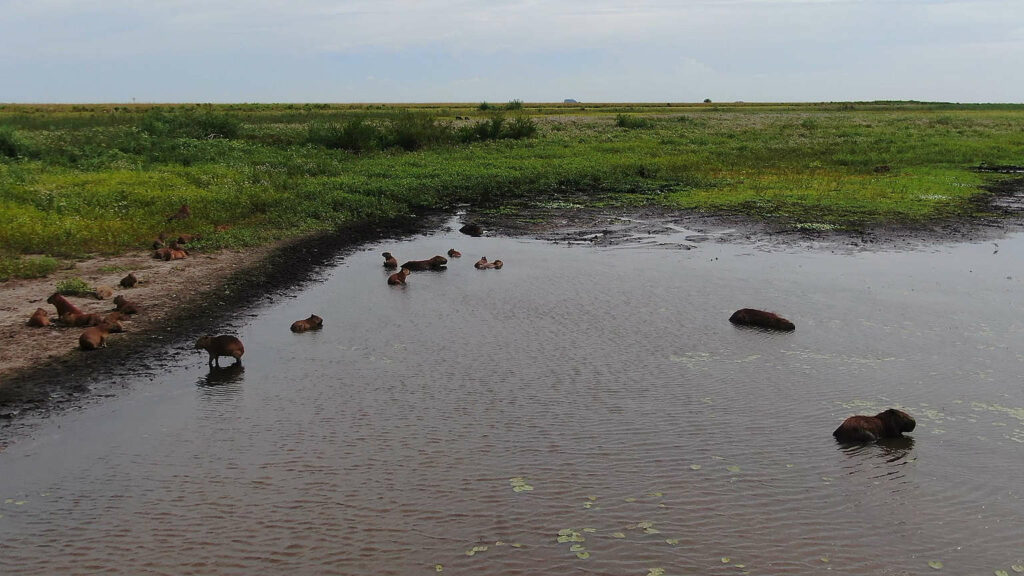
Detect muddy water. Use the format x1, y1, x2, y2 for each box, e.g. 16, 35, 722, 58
2, 219, 1023, 575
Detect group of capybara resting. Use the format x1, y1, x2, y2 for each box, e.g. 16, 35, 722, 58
29, 289, 142, 351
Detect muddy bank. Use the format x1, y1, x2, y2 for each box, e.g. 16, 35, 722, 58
0, 214, 443, 415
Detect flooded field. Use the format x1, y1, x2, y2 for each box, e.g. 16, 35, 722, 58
2, 218, 1023, 575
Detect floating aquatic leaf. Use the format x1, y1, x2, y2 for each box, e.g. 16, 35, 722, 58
726, 465, 741, 473
509, 477, 534, 492
465, 550, 475, 557
583, 528, 596, 533
587, 495, 597, 501
637, 521, 654, 529
612, 532, 626, 539
928, 560, 943, 570
658, 503, 667, 508
1012, 566, 1024, 573
509, 543, 523, 548
583, 502, 593, 509
648, 491, 663, 497
786, 464, 794, 468
3, 499, 12, 504
644, 527, 661, 535
569, 544, 585, 552
722, 557, 731, 564
647, 569, 666, 576
735, 564, 746, 568
576, 551, 590, 559
624, 497, 637, 502
557, 528, 574, 536
996, 571, 1010, 576
820, 557, 830, 563
690, 464, 702, 470
434, 564, 443, 572
494, 541, 504, 547
14, 501, 25, 505
665, 538, 680, 545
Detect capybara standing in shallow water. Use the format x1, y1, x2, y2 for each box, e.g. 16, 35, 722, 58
196, 335, 245, 367
833, 408, 916, 443
401, 256, 447, 271
388, 268, 411, 285
79, 321, 122, 350
729, 308, 795, 331
47, 293, 83, 317
382, 252, 398, 269
290, 314, 324, 332
447, 248, 461, 258
27, 308, 50, 327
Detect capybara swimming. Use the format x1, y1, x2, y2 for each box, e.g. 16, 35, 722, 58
196, 335, 245, 367
113, 295, 140, 315
401, 256, 447, 271
382, 252, 398, 269
459, 223, 483, 237
388, 268, 411, 285
120, 273, 138, 288
474, 256, 489, 269
833, 408, 916, 443
728, 308, 795, 331
167, 204, 191, 221
27, 308, 50, 327
79, 320, 122, 350
492, 259, 503, 269
47, 293, 83, 317
447, 248, 462, 258
290, 314, 324, 333
60, 312, 106, 327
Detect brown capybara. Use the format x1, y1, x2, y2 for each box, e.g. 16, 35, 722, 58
167, 248, 188, 260
492, 259, 503, 269
447, 248, 462, 258
833, 408, 916, 443
91, 285, 114, 300
79, 321, 122, 350
459, 223, 483, 237
177, 233, 201, 244
47, 293, 83, 317
290, 314, 324, 333
401, 256, 447, 271
728, 308, 795, 331
120, 273, 138, 288
154, 247, 172, 260
105, 311, 129, 324
382, 252, 398, 269
152, 232, 167, 249
474, 256, 489, 269
27, 308, 50, 327
196, 335, 245, 367
60, 312, 106, 327
388, 268, 411, 285
113, 295, 140, 315
167, 204, 191, 221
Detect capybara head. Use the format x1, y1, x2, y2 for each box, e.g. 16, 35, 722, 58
113, 295, 127, 307
878, 408, 916, 435
120, 273, 138, 288
308, 314, 323, 328
27, 308, 50, 327
447, 248, 461, 258
429, 255, 447, 266
459, 223, 483, 237
195, 335, 213, 350
100, 320, 124, 333
492, 259, 504, 269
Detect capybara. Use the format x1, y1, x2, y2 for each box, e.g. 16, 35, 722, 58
401, 256, 447, 271
833, 408, 916, 443
105, 311, 129, 324
91, 285, 114, 300
291, 314, 324, 333
447, 248, 462, 258
387, 267, 411, 285
60, 312, 106, 327
474, 256, 489, 269
167, 204, 191, 221
27, 308, 50, 327
154, 247, 172, 260
120, 273, 138, 288
167, 248, 188, 260
113, 295, 140, 315
728, 308, 795, 331
382, 252, 398, 269
492, 259, 503, 269
177, 233, 201, 244
47, 293, 83, 317
154, 247, 187, 261
196, 335, 245, 367
459, 223, 483, 237
79, 321, 122, 350
152, 232, 167, 249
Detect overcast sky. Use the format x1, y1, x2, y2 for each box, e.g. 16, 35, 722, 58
2, 0, 1021, 103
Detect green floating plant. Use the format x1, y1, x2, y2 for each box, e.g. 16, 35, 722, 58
928, 560, 943, 570
508, 477, 534, 493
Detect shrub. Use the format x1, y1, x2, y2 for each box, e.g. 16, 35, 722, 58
140, 109, 241, 139
0, 125, 28, 158
505, 99, 524, 111
478, 102, 493, 111
382, 112, 453, 151
615, 114, 652, 129
0, 255, 59, 281
307, 118, 381, 152
56, 277, 92, 296
503, 115, 537, 139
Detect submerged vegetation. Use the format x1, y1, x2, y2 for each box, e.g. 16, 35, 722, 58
1, 101, 1023, 278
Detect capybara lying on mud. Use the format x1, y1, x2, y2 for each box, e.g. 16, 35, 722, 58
459, 223, 483, 237
91, 285, 114, 300
79, 320, 123, 350
120, 273, 138, 288
196, 335, 245, 367
154, 247, 188, 261
113, 295, 140, 315
48, 293, 83, 317
382, 252, 398, 269
447, 248, 461, 258
833, 408, 916, 443
401, 256, 447, 271
167, 204, 191, 221
388, 268, 411, 285
728, 308, 795, 331
291, 314, 324, 333
60, 312, 106, 327
27, 308, 50, 327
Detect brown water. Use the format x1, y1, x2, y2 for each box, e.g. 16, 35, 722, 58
2, 218, 1023, 575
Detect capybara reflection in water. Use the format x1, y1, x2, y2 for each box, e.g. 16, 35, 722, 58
27, 308, 50, 327
113, 295, 140, 315
401, 256, 447, 271
120, 273, 138, 288
79, 320, 123, 350
196, 335, 245, 367
167, 204, 191, 221
382, 252, 398, 269
833, 409, 916, 443
60, 312, 106, 327
447, 248, 461, 258
728, 308, 795, 331
47, 293, 83, 317
291, 314, 324, 332
388, 268, 411, 285
459, 223, 483, 237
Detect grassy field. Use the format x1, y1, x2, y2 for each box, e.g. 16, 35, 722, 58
2, 101, 1023, 280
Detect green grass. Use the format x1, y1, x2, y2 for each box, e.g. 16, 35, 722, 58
55, 277, 92, 296
2, 101, 1023, 280
0, 254, 60, 282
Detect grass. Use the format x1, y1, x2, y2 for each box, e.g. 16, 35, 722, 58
1, 101, 1023, 279
55, 277, 92, 296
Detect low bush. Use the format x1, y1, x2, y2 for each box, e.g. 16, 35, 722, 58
55, 277, 92, 296
615, 114, 652, 129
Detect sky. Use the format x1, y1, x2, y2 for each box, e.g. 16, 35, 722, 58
2, 0, 1022, 103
